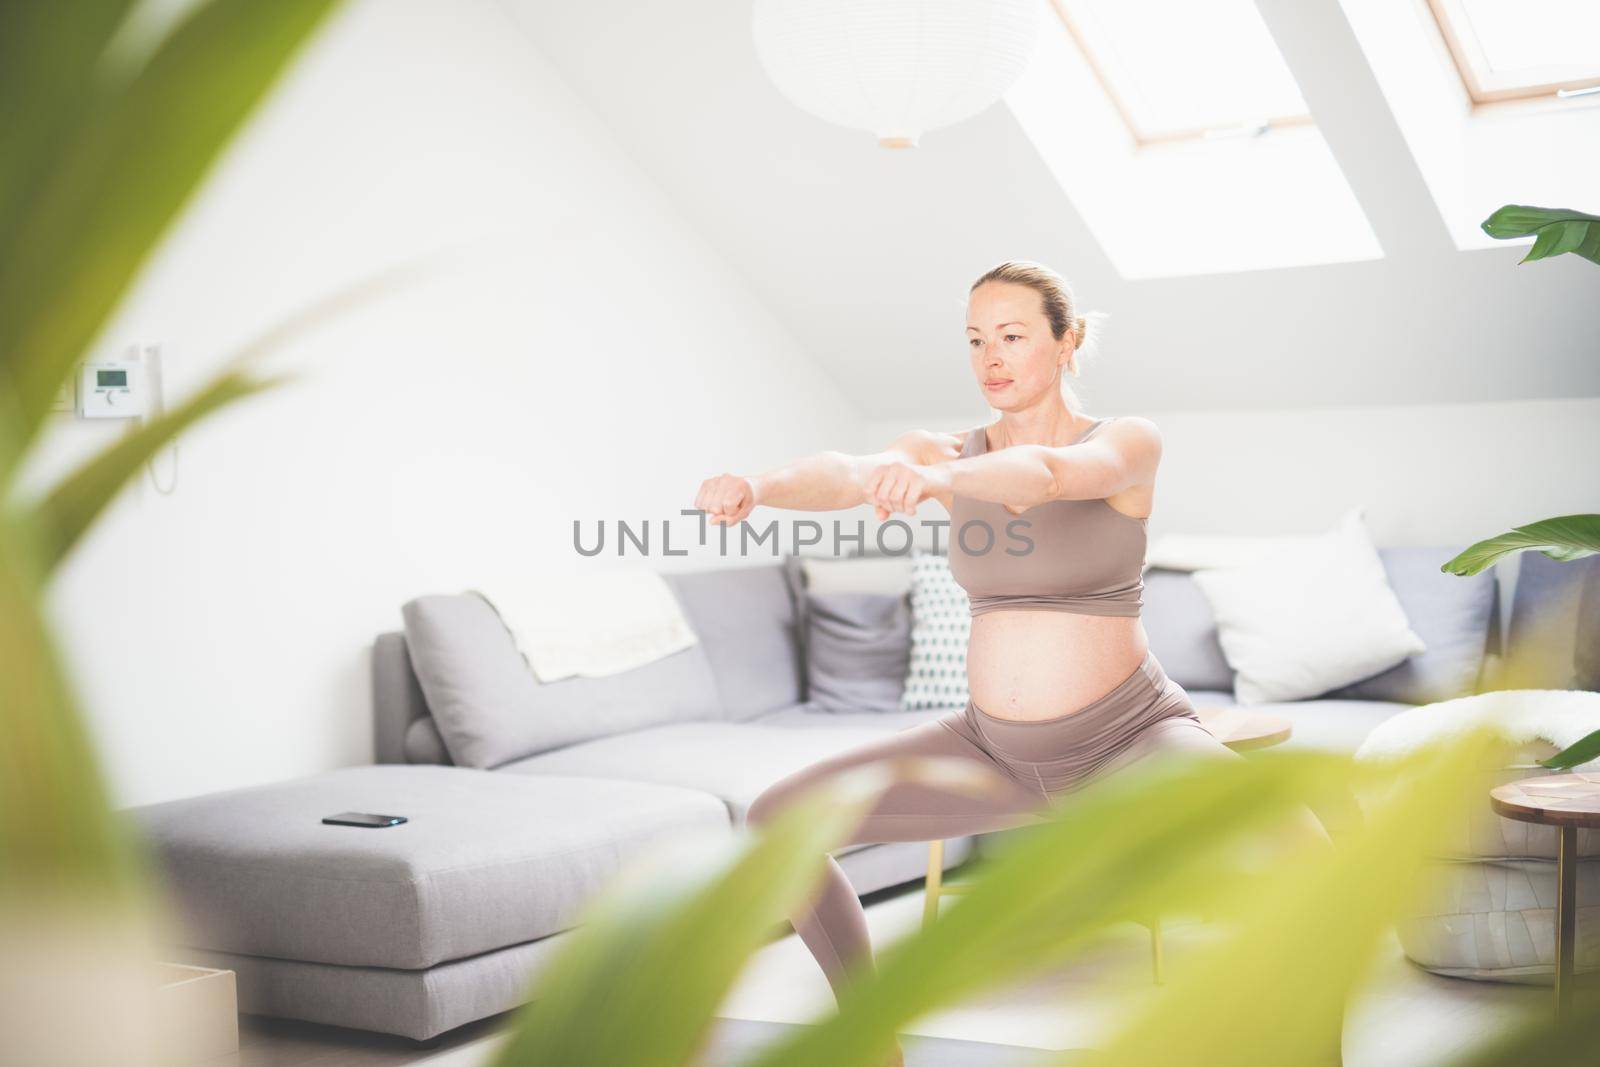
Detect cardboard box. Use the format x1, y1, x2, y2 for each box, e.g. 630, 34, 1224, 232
154, 962, 238, 1064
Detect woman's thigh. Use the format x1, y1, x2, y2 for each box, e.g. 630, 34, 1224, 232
1085, 714, 1246, 787
1086, 715, 1334, 849
745, 716, 1051, 846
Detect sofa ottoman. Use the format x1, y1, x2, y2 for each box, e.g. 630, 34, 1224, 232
131, 764, 731, 1040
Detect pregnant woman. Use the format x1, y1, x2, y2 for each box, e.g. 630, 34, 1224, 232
694, 261, 1335, 1066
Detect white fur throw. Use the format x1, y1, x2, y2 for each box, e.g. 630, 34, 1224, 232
1355, 688, 1600, 771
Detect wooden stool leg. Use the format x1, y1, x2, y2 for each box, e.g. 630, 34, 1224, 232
1149, 915, 1165, 985
923, 840, 945, 930
1556, 825, 1577, 1021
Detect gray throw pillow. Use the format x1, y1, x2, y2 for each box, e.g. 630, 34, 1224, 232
804, 592, 912, 712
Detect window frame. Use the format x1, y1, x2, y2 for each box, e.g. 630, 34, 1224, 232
1046, 0, 1314, 146
1424, 0, 1600, 105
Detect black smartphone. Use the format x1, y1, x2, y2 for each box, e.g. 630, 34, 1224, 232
322, 811, 408, 828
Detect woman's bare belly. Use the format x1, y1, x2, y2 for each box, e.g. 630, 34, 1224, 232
965, 610, 1150, 722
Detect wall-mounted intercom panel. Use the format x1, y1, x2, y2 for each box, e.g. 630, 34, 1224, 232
78, 358, 149, 418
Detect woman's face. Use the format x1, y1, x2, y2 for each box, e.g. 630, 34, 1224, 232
966, 281, 1070, 411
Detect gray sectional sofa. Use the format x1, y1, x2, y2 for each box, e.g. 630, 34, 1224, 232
130, 547, 1597, 1042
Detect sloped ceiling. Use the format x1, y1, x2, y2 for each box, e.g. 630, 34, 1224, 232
503, 0, 1600, 420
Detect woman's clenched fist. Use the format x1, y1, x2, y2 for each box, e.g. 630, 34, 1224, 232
695, 473, 758, 527
862, 461, 949, 520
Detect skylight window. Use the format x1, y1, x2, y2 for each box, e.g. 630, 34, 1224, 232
1005, 1, 1381, 278
1426, 0, 1600, 103
1050, 0, 1312, 143
1340, 0, 1600, 251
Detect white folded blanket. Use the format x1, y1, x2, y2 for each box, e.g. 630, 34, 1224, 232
1355, 688, 1600, 771
476, 566, 699, 683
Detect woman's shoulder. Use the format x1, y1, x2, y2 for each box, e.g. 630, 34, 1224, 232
1090, 415, 1161, 445
887, 427, 969, 463
1088, 416, 1164, 477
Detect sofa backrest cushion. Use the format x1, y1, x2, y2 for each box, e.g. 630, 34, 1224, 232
1322, 547, 1498, 704
403, 715, 451, 765
1505, 552, 1600, 691
372, 631, 432, 764
401, 591, 722, 768
1143, 547, 1500, 704
662, 562, 803, 720
1141, 568, 1236, 692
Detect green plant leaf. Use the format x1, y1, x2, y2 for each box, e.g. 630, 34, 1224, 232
1540, 727, 1600, 770
0, 0, 340, 474
0, 510, 150, 905
1443, 995, 1600, 1067
1480, 205, 1600, 267
487, 756, 1014, 1067
0, 1, 135, 248
1440, 514, 1600, 576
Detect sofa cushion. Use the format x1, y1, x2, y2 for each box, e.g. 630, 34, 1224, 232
500, 719, 914, 825
402, 591, 721, 768
130, 765, 730, 970
663, 563, 803, 720
1323, 547, 1498, 704
803, 591, 912, 712
1505, 552, 1600, 691
1141, 568, 1235, 692
752, 704, 949, 732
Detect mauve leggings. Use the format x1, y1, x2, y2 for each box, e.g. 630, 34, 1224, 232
743, 648, 1251, 1003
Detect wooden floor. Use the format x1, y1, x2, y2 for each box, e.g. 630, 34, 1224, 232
218, 879, 1596, 1067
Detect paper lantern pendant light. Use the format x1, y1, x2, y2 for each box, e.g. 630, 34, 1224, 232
751, 0, 1042, 149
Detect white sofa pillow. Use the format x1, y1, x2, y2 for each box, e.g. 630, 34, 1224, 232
1191, 508, 1427, 704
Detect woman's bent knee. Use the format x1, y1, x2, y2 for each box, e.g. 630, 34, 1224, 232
745, 779, 794, 829
747, 765, 838, 829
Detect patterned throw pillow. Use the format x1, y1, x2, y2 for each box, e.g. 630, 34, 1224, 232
901, 549, 973, 710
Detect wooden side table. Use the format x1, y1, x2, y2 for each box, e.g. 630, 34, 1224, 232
1488, 773, 1600, 1020
922, 705, 1293, 984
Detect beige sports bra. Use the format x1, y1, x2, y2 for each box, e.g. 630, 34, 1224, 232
947, 417, 1147, 618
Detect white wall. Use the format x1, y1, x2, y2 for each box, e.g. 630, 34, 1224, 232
20, 0, 860, 808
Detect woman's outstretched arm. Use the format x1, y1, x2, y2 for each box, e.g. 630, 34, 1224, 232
695, 431, 961, 526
